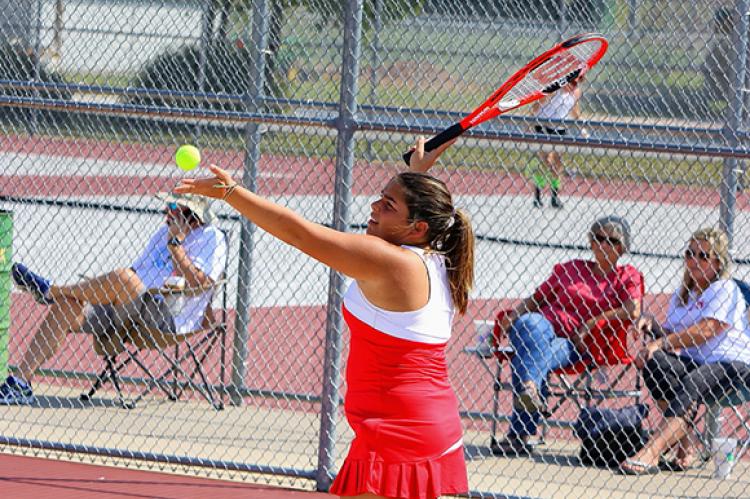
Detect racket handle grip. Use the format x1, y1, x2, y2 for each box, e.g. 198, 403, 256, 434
402, 123, 465, 166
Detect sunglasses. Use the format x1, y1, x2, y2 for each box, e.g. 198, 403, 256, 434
166, 202, 193, 216
591, 232, 621, 246
684, 248, 713, 262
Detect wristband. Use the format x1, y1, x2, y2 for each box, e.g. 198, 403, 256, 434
167, 236, 183, 247
223, 183, 239, 200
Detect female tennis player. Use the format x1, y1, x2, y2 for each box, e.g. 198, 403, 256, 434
175, 138, 474, 499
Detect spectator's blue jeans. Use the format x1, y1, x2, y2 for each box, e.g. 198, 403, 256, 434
508, 313, 583, 437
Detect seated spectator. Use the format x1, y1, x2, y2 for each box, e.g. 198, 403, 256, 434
493, 215, 644, 456
0, 193, 227, 405
621, 227, 750, 475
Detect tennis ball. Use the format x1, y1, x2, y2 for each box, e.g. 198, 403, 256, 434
175, 145, 201, 171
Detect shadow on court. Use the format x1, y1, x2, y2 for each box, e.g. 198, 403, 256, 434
31, 395, 120, 409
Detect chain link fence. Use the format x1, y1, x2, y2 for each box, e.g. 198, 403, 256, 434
0, 0, 749, 497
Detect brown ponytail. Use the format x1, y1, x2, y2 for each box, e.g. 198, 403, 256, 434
442, 208, 474, 314
396, 172, 475, 314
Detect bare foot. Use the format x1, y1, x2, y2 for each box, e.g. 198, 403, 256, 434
673, 439, 698, 470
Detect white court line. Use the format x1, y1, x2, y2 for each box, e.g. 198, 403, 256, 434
0, 151, 296, 179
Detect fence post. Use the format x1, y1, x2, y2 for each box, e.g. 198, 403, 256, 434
365, 0, 383, 161
719, 0, 750, 243
194, 0, 212, 140
316, 0, 364, 491
228, 0, 270, 406
29, 0, 43, 135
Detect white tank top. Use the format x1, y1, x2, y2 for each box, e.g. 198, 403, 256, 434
536, 90, 577, 120
343, 246, 455, 344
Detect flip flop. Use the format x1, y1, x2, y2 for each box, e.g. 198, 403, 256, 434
658, 456, 700, 472
619, 459, 660, 475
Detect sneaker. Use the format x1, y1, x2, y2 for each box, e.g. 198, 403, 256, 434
533, 187, 543, 208
491, 435, 534, 457
514, 381, 545, 413
0, 376, 36, 405
11, 263, 53, 304
550, 197, 564, 209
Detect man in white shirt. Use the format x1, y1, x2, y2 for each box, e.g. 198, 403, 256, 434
0, 193, 227, 405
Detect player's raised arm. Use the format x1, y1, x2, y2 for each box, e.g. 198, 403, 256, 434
175, 165, 397, 280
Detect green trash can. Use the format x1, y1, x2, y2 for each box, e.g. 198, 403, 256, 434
0, 210, 12, 379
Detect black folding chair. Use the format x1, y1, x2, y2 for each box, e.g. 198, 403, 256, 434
80, 276, 228, 410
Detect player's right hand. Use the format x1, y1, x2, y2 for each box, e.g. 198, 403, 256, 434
408, 137, 457, 173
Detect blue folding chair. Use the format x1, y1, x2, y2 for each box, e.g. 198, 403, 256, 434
702, 386, 750, 463
697, 279, 750, 463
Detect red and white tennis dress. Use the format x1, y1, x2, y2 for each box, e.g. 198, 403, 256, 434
330, 246, 468, 499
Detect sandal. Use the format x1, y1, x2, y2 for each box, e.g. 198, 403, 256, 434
658, 456, 700, 472
619, 459, 660, 475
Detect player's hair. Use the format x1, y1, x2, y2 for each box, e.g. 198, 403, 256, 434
679, 227, 731, 304
396, 172, 474, 314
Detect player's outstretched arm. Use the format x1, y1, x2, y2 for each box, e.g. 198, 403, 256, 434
175, 165, 418, 283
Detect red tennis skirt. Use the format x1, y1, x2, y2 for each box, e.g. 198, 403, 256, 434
329, 306, 468, 499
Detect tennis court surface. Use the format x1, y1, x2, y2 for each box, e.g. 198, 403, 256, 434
0, 451, 335, 499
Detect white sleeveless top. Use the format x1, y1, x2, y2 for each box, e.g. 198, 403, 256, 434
343, 246, 455, 344
536, 90, 577, 120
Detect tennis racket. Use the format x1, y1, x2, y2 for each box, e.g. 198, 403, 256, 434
402, 32, 608, 165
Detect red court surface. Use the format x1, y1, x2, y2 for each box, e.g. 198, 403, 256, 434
0, 133, 746, 209
0, 452, 335, 499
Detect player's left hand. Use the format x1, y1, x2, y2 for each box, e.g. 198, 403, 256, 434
175, 164, 238, 200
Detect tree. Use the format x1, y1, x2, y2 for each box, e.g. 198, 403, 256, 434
215, 0, 425, 100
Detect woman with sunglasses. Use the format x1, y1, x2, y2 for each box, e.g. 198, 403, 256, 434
493, 215, 644, 456
621, 227, 750, 475
174, 138, 474, 499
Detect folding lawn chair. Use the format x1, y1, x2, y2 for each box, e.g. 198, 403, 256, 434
79, 275, 229, 410
691, 279, 750, 466
80, 277, 227, 410
79, 227, 231, 410
466, 306, 643, 453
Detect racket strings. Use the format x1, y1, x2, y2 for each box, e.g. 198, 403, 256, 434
505, 78, 538, 102
526, 41, 602, 92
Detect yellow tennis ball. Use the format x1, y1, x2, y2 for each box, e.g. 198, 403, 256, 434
175, 145, 201, 171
